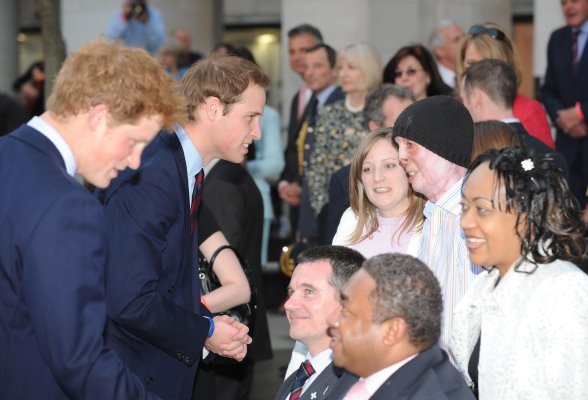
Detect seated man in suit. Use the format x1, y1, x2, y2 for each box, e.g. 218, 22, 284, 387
327, 253, 474, 400
275, 246, 365, 400
0, 39, 184, 399
460, 59, 569, 178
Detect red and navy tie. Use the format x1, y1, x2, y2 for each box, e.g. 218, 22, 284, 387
288, 361, 315, 400
190, 169, 204, 235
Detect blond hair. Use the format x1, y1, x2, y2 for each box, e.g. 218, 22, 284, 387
348, 128, 425, 244
456, 22, 522, 89
338, 43, 383, 93
47, 39, 185, 130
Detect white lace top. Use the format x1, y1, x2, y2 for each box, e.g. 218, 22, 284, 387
450, 258, 588, 399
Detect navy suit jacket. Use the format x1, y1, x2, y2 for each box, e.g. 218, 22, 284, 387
540, 25, 588, 166
0, 125, 157, 399
99, 131, 210, 400
329, 345, 474, 400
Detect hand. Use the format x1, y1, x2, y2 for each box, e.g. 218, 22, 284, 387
556, 107, 581, 133
204, 315, 251, 361
568, 123, 588, 139
278, 182, 301, 206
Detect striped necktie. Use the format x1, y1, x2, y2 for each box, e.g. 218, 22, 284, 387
572, 29, 580, 73
288, 361, 315, 400
190, 169, 204, 235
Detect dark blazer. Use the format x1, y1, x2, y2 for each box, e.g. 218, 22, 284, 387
200, 160, 273, 362
281, 87, 345, 184
329, 345, 474, 400
275, 361, 342, 400
508, 121, 570, 180
0, 125, 157, 399
99, 131, 210, 400
320, 164, 351, 245
540, 25, 588, 202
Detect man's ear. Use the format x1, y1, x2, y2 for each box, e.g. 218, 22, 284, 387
203, 96, 222, 121
381, 317, 408, 347
87, 104, 110, 134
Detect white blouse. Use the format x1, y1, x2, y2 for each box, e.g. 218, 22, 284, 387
450, 258, 588, 399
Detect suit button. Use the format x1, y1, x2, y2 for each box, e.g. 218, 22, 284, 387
304, 144, 310, 150
307, 127, 313, 133
145, 376, 154, 385
167, 286, 176, 294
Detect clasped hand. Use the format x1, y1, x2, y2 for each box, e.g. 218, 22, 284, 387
204, 315, 251, 361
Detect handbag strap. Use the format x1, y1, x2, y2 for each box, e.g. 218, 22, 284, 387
208, 244, 248, 271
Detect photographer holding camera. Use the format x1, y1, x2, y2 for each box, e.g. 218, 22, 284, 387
107, 0, 165, 54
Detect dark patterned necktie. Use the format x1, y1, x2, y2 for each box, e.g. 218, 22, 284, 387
190, 169, 204, 235
288, 361, 315, 400
572, 29, 580, 74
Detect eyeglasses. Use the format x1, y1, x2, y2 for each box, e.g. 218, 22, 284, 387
468, 25, 506, 42
394, 67, 422, 79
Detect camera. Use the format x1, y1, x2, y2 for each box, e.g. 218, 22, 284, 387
127, 0, 147, 20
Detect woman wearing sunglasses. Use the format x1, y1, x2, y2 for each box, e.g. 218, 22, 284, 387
383, 44, 452, 100
456, 22, 555, 149
452, 147, 588, 399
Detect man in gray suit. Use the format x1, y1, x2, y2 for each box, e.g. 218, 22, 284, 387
275, 246, 365, 400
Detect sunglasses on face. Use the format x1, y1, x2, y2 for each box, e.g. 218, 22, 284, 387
394, 67, 422, 79
468, 25, 506, 41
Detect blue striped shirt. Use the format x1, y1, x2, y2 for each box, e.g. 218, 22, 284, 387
417, 178, 483, 357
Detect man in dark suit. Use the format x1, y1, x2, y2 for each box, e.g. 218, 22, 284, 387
321, 84, 415, 245
280, 43, 345, 247
0, 40, 184, 399
99, 56, 269, 399
327, 254, 474, 400
279, 24, 323, 238
199, 159, 274, 399
540, 0, 588, 206
276, 246, 365, 400
461, 59, 569, 178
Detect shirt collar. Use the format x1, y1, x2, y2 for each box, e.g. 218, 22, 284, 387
316, 85, 338, 106
425, 178, 464, 216
175, 124, 202, 178
362, 353, 419, 395
306, 348, 333, 375
27, 116, 77, 177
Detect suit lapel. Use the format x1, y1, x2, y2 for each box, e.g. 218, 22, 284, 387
300, 363, 342, 400
276, 372, 297, 400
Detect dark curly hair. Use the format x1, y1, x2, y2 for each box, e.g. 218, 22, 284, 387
465, 147, 586, 272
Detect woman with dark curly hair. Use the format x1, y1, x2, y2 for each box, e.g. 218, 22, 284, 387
451, 147, 588, 399
383, 44, 453, 100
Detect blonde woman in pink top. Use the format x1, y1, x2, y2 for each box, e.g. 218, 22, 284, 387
332, 128, 425, 257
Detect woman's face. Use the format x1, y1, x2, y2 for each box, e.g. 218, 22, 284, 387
338, 57, 365, 94
463, 43, 483, 70
394, 55, 430, 100
460, 162, 522, 275
361, 139, 410, 218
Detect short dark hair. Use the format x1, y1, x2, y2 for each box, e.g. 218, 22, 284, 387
466, 147, 586, 271
363, 253, 442, 349
364, 84, 415, 128
296, 245, 365, 295
287, 24, 323, 42
306, 43, 337, 69
462, 59, 517, 109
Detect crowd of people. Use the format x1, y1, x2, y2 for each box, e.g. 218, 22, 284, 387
0, 0, 588, 400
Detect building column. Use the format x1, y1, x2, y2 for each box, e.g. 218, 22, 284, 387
0, 0, 19, 93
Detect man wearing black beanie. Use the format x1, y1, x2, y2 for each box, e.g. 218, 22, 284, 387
392, 95, 483, 360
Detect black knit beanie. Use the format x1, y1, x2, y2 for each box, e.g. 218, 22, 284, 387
392, 95, 474, 168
